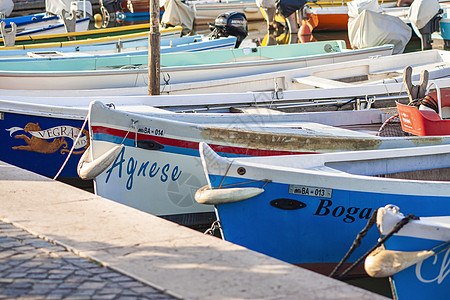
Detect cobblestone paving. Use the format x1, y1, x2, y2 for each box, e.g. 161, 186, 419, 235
0, 222, 178, 299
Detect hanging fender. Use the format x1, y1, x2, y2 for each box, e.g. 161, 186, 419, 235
364, 246, 435, 278
194, 185, 264, 205
77, 145, 124, 180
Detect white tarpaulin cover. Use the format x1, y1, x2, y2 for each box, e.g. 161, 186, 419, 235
348, 0, 411, 54
161, 0, 195, 34
0, 0, 14, 17
348, 0, 381, 18
408, 0, 440, 30
46, 0, 72, 15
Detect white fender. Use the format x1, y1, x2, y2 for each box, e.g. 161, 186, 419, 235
194, 185, 264, 205
364, 246, 435, 278
77, 145, 124, 180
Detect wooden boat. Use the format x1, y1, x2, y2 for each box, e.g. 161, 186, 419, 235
0, 34, 226, 57
77, 97, 450, 226
1, 50, 449, 98
1, 13, 60, 32
364, 205, 450, 299
196, 142, 450, 275
1, 17, 91, 38
0, 23, 181, 46
0, 40, 394, 90
0, 35, 237, 59
0, 0, 93, 37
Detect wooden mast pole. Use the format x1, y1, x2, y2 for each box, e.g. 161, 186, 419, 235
148, 0, 160, 95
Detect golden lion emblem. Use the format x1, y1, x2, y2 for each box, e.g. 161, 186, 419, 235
12, 122, 89, 155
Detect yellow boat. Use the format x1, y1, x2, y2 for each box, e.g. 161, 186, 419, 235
0, 23, 182, 47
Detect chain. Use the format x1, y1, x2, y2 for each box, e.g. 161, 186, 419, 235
204, 220, 222, 236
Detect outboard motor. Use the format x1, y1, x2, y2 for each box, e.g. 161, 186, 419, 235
408, 0, 443, 50
418, 10, 443, 50
209, 12, 248, 48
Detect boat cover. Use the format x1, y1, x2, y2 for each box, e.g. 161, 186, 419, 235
0, 0, 14, 17
348, 0, 411, 54
408, 0, 440, 30
161, 0, 195, 34
46, 0, 92, 16
408, 0, 440, 39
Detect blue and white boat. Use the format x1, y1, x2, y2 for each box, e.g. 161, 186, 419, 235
0, 13, 58, 29
0, 0, 92, 38
365, 205, 450, 299
0, 35, 237, 59
196, 142, 450, 275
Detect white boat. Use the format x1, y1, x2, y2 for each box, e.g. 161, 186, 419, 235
0, 35, 237, 60
77, 96, 450, 227
0, 49, 449, 100
0, 0, 92, 37
0, 40, 394, 90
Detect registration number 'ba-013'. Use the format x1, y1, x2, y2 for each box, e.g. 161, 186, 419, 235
289, 185, 332, 198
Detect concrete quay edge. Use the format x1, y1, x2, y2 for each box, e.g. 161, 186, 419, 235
0, 161, 387, 300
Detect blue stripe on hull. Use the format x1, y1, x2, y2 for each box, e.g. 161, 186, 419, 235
93, 132, 252, 158
385, 236, 449, 299
0, 112, 85, 178
211, 175, 450, 266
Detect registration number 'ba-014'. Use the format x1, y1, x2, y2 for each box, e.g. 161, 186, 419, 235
289, 185, 332, 198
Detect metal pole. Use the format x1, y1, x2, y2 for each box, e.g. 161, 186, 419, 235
148, 0, 160, 95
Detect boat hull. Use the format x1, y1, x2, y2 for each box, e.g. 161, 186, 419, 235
199, 145, 450, 275
88, 101, 450, 228
0, 110, 88, 179
0, 41, 395, 90
378, 207, 450, 299
386, 236, 450, 299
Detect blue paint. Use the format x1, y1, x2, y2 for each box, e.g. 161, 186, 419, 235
386, 236, 450, 299
104, 146, 182, 190
210, 174, 450, 266
0, 112, 85, 178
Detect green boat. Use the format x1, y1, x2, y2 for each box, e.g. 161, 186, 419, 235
0, 40, 393, 72
0, 41, 394, 90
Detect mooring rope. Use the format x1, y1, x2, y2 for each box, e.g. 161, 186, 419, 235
329, 209, 378, 278
53, 114, 89, 181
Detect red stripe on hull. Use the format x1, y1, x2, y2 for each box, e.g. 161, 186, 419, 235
92, 125, 316, 156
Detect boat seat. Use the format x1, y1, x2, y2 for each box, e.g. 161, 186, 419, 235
291, 75, 352, 88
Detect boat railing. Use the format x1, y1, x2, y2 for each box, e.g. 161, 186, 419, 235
427, 80, 443, 119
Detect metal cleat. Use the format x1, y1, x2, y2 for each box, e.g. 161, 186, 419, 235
61, 9, 76, 40
0, 21, 16, 47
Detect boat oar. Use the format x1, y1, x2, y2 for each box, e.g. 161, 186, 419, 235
365, 240, 450, 278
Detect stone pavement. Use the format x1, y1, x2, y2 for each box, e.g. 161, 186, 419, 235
0, 221, 177, 299
0, 161, 388, 300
